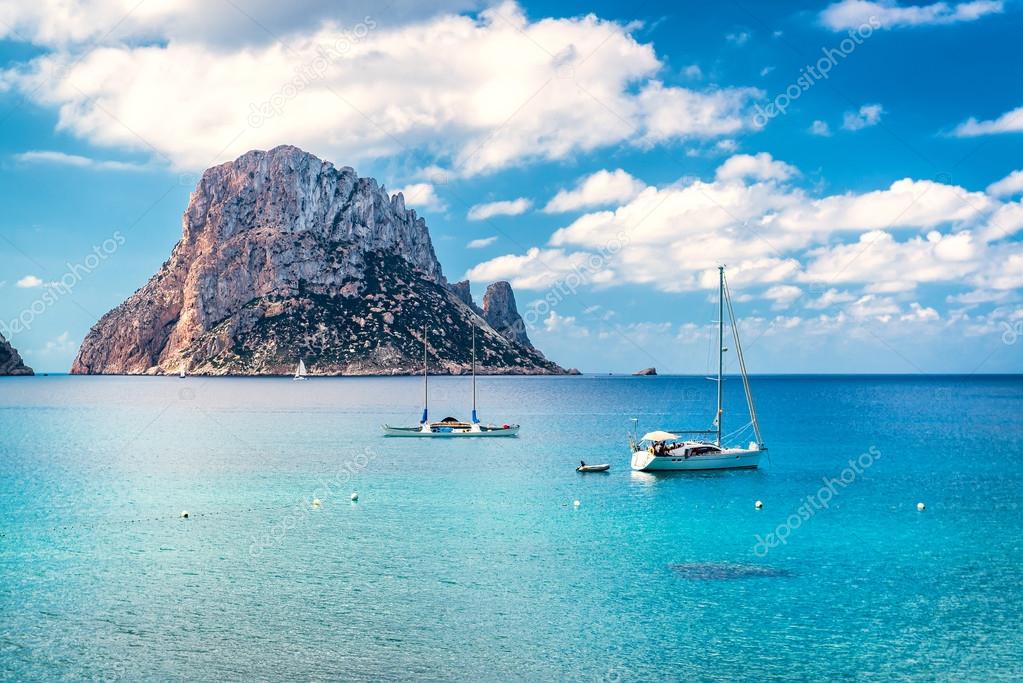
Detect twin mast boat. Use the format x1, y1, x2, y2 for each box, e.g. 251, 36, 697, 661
382, 325, 519, 437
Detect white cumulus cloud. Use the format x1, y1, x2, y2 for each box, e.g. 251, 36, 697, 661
842, 104, 884, 131
821, 0, 1003, 30
762, 284, 803, 309
467, 198, 532, 221
543, 169, 647, 213
393, 183, 444, 212
14, 150, 147, 171
466, 236, 498, 249
806, 288, 856, 309
987, 170, 1023, 197
953, 105, 1023, 137
4, 2, 763, 175
715, 152, 797, 183
465, 247, 604, 289
809, 120, 832, 137
901, 302, 940, 321
847, 294, 900, 322
469, 153, 1023, 299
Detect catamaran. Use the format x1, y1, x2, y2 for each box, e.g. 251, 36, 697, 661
383, 325, 519, 437
293, 360, 308, 381
629, 266, 766, 471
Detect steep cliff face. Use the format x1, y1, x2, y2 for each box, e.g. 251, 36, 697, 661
449, 280, 482, 315
483, 281, 534, 350
72, 146, 564, 375
0, 332, 33, 376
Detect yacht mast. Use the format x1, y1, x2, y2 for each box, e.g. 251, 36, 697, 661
717, 265, 724, 447
471, 325, 478, 424
421, 324, 429, 425
723, 272, 765, 447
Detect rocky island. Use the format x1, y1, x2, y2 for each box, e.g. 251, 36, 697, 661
72, 146, 566, 376
0, 332, 33, 375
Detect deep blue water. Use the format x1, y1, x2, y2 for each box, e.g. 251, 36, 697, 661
1, 375, 1021, 681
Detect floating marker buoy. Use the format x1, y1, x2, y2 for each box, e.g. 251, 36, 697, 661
312, 498, 322, 509
573, 500, 581, 508
755, 500, 763, 510
917, 502, 925, 511
180, 511, 189, 519
351, 492, 359, 502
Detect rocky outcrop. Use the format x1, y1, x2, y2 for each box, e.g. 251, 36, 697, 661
72, 146, 565, 376
482, 281, 533, 350
0, 332, 33, 375
449, 280, 483, 316
633, 367, 657, 376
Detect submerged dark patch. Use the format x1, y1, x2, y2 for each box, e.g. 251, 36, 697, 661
668, 562, 791, 580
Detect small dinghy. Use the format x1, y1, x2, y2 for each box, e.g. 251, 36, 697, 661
576, 461, 610, 473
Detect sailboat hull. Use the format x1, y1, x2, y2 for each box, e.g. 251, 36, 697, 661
630, 447, 761, 471
382, 425, 519, 437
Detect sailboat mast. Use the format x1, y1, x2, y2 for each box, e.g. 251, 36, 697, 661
471, 325, 478, 424
723, 272, 765, 447
717, 265, 724, 447
421, 324, 429, 425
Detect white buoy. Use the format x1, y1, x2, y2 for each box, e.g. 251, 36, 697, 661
573, 500, 581, 508
351, 492, 359, 502
917, 502, 926, 511
755, 500, 763, 510
312, 498, 322, 509
180, 511, 189, 519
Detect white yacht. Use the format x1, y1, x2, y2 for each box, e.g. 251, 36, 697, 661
629, 266, 766, 471
293, 360, 308, 381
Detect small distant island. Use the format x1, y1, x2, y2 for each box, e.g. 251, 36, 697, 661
633, 367, 657, 376
71, 146, 568, 377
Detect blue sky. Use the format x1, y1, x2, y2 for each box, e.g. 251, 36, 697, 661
1, 0, 1022, 373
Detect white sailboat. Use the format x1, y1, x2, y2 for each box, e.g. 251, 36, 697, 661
293, 359, 308, 381
629, 266, 766, 471
178, 365, 186, 379
383, 325, 519, 437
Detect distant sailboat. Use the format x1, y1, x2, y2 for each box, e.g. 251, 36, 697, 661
629, 266, 766, 471
293, 359, 308, 381
383, 324, 519, 437
178, 364, 186, 379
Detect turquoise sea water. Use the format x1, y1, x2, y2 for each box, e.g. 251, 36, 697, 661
1, 374, 1021, 681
